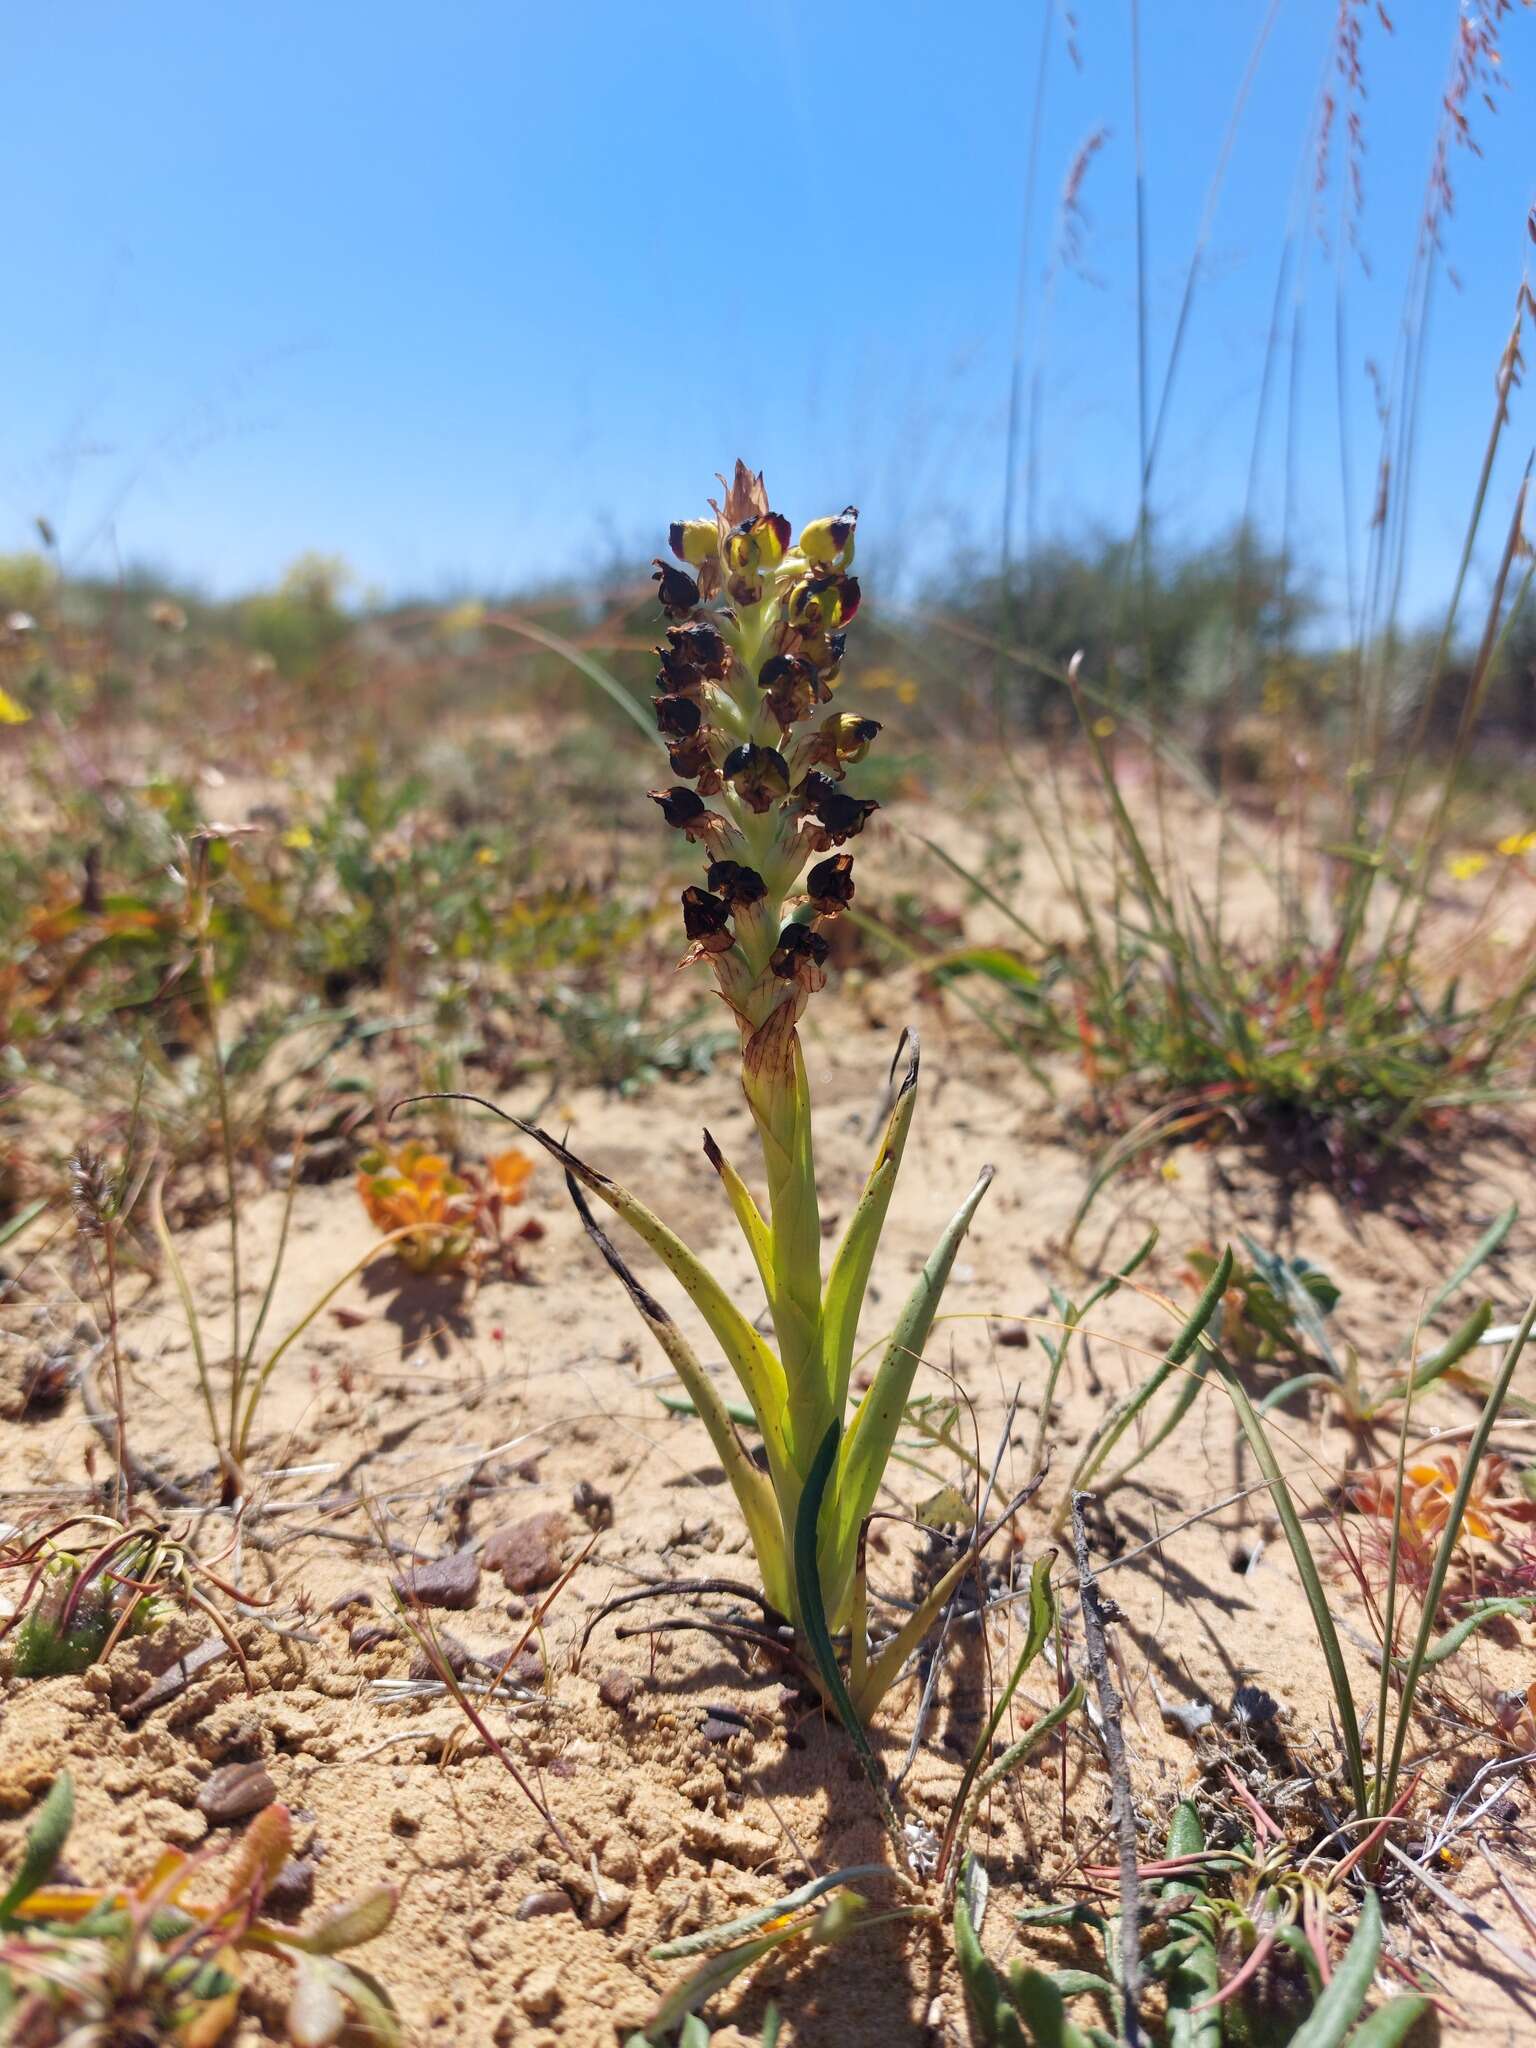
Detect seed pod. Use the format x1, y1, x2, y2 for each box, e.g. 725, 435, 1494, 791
806, 853, 855, 914
707, 859, 769, 908
654, 693, 702, 737
680, 886, 734, 953
652, 560, 701, 620
799, 509, 858, 568
769, 921, 831, 981
669, 519, 719, 566
723, 742, 790, 814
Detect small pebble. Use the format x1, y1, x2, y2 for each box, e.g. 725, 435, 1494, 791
391, 1550, 481, 1611
597, 1668, 639, 1714
197, 1762, 276, 1826
514, 1887, 572, 1920
483, 1512, 570, 1594
265, 1857, 317, 1914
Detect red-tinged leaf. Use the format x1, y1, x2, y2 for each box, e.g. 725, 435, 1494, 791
221, 1804, 293, 1912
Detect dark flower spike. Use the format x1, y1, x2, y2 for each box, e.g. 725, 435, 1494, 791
680, 886, 734, 953
669, 519, 719, 566
654, 693, 702, 737
707, 859, 769, 908
806, 853, 855, 914
652, 560, 701, 619
723, 742, 790, 814
799, 509, 858, 568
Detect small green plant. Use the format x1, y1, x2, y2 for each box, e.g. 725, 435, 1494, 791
955, 1799, 1428, 2048
466, 466, 1021, 1721
1, 1516, 256, 1683
0, 1774, 401, 2045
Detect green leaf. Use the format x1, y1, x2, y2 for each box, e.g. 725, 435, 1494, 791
955, 1878, 1029, 2048
821, 1030, 921, 1420
1416, 1595, 1533, 1666
793, 1422, 894, 1826
288, 1956, 347, 2045
975, 1681, 1085, 1797
1164, 1799, 1205, 1865
298, 1884, 397, 1955
1343, 1996, 1430, 2048
1058, 1248, 1231, 1525
650, 1866, 894, 1962
0, 1774, 74, 1925
567, 1176, 790, 1617
824, 1164, 995, 1620
702, 1129, 775, 1308
1286, 1891, 1383, 2048
926, 946, 1042, 1001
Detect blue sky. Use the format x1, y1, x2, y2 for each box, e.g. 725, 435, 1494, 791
4, 1, 1533, 628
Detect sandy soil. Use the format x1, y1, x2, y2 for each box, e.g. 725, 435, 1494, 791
4, 989, 1536, 2047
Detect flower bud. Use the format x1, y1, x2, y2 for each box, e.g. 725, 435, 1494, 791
707, 859, 769, 908
770, 920, 831, 982
801, 711, 882, 777
806, 853, 855, 914
652, 560, 700, 619
654, 693, 702, 737
724, 513, 791, 576
723, 742, 790, 814
669, 519, 719, 566
681, 885, 734, 952
787, 575, 860, 636
799, 508, 858, 568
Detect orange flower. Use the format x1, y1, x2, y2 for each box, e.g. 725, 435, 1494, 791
357, 1142, 537, 1275
356, 1143, 474, 1272
488, 1149, 534, 1202
1349, 1451, 1527, 1551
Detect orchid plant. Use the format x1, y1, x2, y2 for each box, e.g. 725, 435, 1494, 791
500, 464, 1004, 1719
